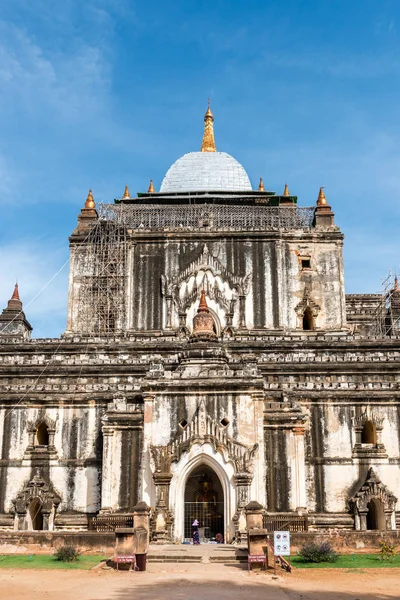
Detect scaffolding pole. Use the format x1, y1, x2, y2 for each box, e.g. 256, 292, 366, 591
371, 271, 400, 337
76, 220, 129, 335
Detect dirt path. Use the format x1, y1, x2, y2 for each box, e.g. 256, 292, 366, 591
0, 563, 398, 600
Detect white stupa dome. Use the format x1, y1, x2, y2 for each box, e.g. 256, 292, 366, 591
160, 151, 252, 193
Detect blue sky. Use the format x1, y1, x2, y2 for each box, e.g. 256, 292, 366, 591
1, 0, 400, 337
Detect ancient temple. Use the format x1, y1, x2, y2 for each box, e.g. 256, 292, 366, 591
0, 104, 399, 540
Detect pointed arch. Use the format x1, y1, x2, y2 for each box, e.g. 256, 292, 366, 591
169, 444, 235, 542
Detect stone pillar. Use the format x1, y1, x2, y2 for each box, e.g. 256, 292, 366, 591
16, 513, 26, 531
100, 429, 114, 512
152, 473, 173, 543
42, 512, 50, 531
133, 501, 151, 554
292, 426, 307, 511
233, 474, 252, 542
239, 296, 246, 328
245, 500, 264, 530
359, 511, 367, 531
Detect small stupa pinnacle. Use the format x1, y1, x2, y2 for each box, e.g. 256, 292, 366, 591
122, 185, 130, 200
201, 100, 216, 152
258, 177, 265, 192
191, 290, 217, 339
11, 283, 20, 301
317, 187, 327, 206
148, 179, 155, 193
85, 189, 95, 209
283, 183, 290, 197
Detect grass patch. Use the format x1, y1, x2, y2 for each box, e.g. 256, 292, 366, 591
0, 554, 104, 570
291, 554, 400, 569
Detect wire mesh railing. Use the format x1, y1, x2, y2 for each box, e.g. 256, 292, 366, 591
98, 203, 315, 230
89, 514, 134, 532
263, 514, 308, 532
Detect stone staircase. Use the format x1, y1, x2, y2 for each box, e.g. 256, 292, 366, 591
148, 543, 248, 564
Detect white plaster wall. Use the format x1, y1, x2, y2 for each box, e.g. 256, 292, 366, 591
323, 465, 359, 512
323, 406, 353, 458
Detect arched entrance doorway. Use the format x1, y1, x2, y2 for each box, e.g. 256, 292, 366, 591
29, 498, 44, 531
184, 464, 224, 542
366, 498, 386, 530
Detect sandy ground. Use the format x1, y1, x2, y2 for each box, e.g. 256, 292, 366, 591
0, 562, 399, 600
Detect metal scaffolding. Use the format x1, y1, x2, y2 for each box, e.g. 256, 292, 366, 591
98, 203, 316, 230
76, 220, 129, 335
372, 271, 400, 337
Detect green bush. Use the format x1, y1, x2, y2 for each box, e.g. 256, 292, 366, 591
54, 545, 81, 562
298, 541, 339, 563
379, 541, 397, 561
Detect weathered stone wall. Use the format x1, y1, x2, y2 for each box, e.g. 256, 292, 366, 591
67, 229, 346, 335
0, 333, 399, 532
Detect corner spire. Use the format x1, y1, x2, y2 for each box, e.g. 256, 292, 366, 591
11, 283, 20, 301
122, 185, 130, 200
317, 187, 327, 207
85, 189, 95, 209
283, 183, 290, 197
258, 177, 265, 192
201, 100, 216, 152
148, 179, 155, 193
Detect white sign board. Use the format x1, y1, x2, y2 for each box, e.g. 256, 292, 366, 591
273, 531, 290, 556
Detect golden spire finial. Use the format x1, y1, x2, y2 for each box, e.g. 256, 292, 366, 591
317, 186, 327, 207
258, 177, 265, 192
201, 100, 216, 152
122, 185, 130, 200
148, 179, 155, 193
283, 183, 290, 197
85, 189, 95, 209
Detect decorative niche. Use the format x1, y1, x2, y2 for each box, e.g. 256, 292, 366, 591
352, 412, 387, 459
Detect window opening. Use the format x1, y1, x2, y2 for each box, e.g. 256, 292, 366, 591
302, 307, 314, 331
220, 418, 229, 427
35, 422, 49, 446
361, 420, 377, 445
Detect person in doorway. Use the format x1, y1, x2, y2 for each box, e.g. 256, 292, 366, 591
192, 519, 200, 545
215, 532, 223, 544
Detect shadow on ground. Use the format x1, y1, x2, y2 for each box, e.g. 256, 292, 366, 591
89, 576, 399, 600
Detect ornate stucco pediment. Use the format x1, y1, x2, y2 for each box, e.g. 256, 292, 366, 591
350, 467, 397, 512
12, 469, 61, 515
295, 288, 320, 318
161, 245, 251, 331
353, 411, 384, 429
151, 401, 258, 476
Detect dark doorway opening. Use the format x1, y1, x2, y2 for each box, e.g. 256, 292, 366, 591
302, 307, 314, 330
184, 465, 224, 542
361, 421, 377, 445
29, 498, 44, 531
366, 498, 386, 531
36, 422, 49, 446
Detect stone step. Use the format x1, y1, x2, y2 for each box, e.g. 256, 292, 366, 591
148, 555, 202, 563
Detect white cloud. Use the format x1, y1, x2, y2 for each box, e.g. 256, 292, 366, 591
0, 19, 111, 121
